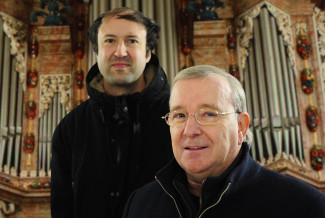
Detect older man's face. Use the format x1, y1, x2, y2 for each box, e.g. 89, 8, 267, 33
169, 75, 245, 180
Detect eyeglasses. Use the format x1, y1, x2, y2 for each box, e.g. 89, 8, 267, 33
161, 108, 238, 128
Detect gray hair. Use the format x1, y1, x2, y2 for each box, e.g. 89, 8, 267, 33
171, 65, 253, 144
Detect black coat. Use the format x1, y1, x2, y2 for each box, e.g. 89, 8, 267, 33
123, 143, 325, 218
51, 54, 173, 218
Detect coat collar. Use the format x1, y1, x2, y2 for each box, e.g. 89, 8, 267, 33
86, 54, 169, 108
155, 143, 255, 212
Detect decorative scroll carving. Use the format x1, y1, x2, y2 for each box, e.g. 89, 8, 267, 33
314, 7, 325, 108
0, 12, 27, 90
236, 1, 296, 74
314, 8, 325, 56
295, 23, 308, 36
39, 74, 71, 117
236, 6, 260, 72
0, 200, 15, 217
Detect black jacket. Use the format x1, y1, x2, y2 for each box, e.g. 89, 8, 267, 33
51, 54, 173, 218
123, 143, 325, 218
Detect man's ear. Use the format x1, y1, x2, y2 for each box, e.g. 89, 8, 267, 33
146, 50, 151, 63
237, 112, 250, 145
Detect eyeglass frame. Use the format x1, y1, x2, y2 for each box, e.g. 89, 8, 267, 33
161, 108, 241, 128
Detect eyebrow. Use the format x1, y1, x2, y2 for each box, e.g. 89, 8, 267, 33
103, 34, 140, 39
201, 104, 220, 110
170, 104, 220, 112
125, 35, 140, 39
102, 34, 116, 38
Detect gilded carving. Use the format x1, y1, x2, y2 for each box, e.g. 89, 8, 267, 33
314, 7, 325, 104
236, 2, 296, 75
314, 8, 325, 56
39, 74, 71, 117
0, 200, 15, 217
20, 170, 27, 178
236, 6, 260, 72
0, 12, 27, 90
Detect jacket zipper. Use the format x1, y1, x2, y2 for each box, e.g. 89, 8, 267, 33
155, 176, 183, 218
199, 179, 205, 211
173, 182, 193, 218
198, 182, 231, 218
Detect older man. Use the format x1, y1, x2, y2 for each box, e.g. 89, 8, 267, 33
123, 65, 325, 218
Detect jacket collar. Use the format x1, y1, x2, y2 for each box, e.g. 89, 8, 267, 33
155, 143, 254, 212
86, 54, 169, 108
156, 142, 250, 186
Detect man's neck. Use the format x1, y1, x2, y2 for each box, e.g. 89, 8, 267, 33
186, 167, 227, 197
186, 145, 246, 197
188, 179, 203, 197
104, 75, 146, 96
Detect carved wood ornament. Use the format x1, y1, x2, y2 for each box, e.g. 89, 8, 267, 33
236, 1, 297, 77
0, 12, 27, 90
39, 74, 71, 117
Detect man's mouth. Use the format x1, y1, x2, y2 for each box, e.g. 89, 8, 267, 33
112, 62, 130, 68
185, 146, 207, 150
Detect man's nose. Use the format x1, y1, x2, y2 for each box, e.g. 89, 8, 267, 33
114, 42, 127, 57
183, 114, 201, 137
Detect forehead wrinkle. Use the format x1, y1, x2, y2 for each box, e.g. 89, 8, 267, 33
170, 105, 183, 112
170, 104, 220, 113
170, 76, 233, 112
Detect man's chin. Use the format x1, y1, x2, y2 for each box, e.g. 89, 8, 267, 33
109, 77, 135, 86
112, 68, 129, 74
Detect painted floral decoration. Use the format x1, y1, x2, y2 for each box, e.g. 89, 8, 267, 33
75, 70, 84, 89
24, 133, 35, 153
27, 70, 38, 88
306, 106, 320, 132
227, 33, 236, 50
229, 64, 239, 80
0, 175, 9, 183
28, 37, 39, 57
300, 68, 314, 94
75, 44, 84, 59
182, 43, 191, 55
26, 100, 37, 119
297, 35, 312, 59
31, 180, 51, 189
311, 145, 325, 171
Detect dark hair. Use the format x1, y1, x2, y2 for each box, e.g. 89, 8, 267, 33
87, 7, 160, 55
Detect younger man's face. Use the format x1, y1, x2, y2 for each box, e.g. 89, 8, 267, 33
96, 15, 151, 92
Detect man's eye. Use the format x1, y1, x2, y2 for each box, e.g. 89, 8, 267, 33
105, 39, 114, 43
128, 39, 138, 44
172, 113, 186, 120
202, 111, 217, 117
